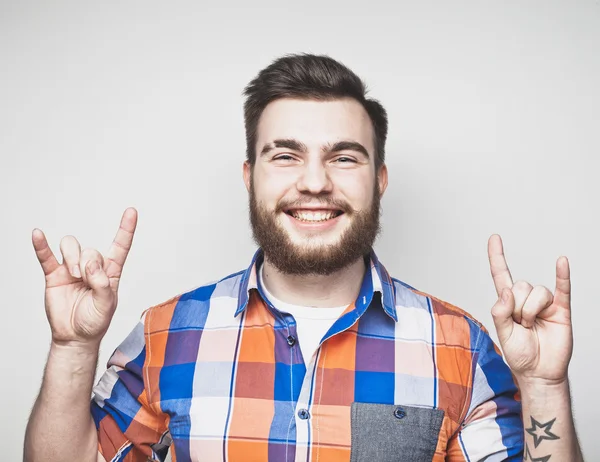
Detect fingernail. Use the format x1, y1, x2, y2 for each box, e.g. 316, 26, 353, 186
72, 266, 81, 278
88, 261, 99, 275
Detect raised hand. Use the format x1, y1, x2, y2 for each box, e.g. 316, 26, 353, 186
488, 234, 573, 384
32, 208, 138, 346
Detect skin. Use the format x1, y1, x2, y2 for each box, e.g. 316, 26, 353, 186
488, 235, 583, 460
243, 97, 388, 307
23, 96, 582, 461
24, 210, 137, 462
488, 235, 573, 382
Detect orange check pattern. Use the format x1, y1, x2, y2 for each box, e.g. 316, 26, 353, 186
91, 250, 523, 461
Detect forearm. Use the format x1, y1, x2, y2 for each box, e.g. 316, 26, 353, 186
24, 343, 101, 462
519, 378, 583, 461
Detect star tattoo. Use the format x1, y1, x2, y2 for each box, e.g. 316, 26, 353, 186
524, 443, 551, 462
526, 417, 560, 448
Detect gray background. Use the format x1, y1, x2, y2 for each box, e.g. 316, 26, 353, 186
1, 1, 598, 460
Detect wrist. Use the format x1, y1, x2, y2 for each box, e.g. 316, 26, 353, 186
39, 341, 101, 404
515, 374, 569, 388
49, 340, 100, 365
516, 375, 571, 401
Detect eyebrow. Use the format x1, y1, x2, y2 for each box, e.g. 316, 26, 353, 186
324, 140, 370, 158
260, 138, 370, 158
260, 138, 308, 156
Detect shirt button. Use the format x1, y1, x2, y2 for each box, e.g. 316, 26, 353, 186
286, 335, 296, 346
393, 406, 406, 419
298, 409, 310, 420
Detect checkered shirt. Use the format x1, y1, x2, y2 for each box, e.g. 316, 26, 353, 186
91, 250, 523, 461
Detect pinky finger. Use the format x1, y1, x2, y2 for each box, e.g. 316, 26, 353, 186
554, 256, 571, 310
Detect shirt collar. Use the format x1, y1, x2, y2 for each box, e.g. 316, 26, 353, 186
235, 248, 397, 321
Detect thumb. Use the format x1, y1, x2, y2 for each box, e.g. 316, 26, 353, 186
491, 288, 515, 345
85, 260, 114, 315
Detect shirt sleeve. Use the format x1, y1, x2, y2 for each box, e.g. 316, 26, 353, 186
91, 312, 171, 462
447, 325, 524, 461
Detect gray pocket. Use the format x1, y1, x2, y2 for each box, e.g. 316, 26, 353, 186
350, 403, 444, 462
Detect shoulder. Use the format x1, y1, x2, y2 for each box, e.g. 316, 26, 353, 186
390, 277, 489, 345
140, 269, 247, 333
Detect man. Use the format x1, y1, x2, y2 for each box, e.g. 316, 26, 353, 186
24, 54, 583, 461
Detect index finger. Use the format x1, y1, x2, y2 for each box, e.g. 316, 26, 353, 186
487, 234, 514, 297
105, 207, 138, 270
32, 228, 60, 276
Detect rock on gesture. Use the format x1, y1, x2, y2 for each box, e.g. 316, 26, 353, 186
32, 208, 138, 346
488, 234, 573, 383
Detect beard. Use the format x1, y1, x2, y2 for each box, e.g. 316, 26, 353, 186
249, 180, 381, 276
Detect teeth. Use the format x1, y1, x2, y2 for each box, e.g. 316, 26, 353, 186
291, 210, 337, 222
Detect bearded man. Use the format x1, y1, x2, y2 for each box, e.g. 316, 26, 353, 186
24, 54, 583, 462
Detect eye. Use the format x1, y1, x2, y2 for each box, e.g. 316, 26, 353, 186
333, 156, 357, 163
273, 154, 296, 162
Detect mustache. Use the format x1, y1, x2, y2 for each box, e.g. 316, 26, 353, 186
275, 196, 353, 214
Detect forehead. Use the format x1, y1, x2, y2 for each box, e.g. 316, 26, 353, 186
256, 97, 375, 154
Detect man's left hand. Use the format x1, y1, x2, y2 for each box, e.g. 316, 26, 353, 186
487, 234, 573, 384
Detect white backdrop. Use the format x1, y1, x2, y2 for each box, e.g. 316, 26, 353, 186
1, 1, 598, 460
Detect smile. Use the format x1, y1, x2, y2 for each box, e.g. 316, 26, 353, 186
284, 209, 344, 223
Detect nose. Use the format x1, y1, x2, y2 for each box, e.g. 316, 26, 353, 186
296, 159, 333, 195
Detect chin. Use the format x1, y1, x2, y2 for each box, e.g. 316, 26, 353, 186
289, 236, 341, 251
285, 226, 346, 245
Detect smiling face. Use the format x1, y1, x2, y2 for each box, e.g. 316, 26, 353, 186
243, 97, 388, 275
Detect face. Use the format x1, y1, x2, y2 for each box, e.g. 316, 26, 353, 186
243, 97, 388, 275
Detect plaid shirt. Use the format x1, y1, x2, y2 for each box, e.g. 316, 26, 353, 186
91, 250, 523, 461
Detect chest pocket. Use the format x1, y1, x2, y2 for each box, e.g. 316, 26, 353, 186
350, 403, 444, 462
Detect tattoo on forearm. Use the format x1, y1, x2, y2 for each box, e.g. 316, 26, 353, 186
525, 443, 551, 461
523, 416, 560, 461
526, 417, 560, 447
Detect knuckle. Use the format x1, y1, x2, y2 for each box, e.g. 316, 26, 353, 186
513, 280, 533, 291
80, 249, 105, 268
521, 303, 536, 315
112, 239, 130, 251
81, 247, 101, 258
538, 285, 553, 303
491, 304, 505, 318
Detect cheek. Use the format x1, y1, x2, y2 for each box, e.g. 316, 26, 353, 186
332, 172, 375, 208
253, 169, 297, 204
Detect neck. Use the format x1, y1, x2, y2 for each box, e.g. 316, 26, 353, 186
261, 255, 368, 308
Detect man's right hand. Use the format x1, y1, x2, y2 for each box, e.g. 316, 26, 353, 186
31, 208, 138, 347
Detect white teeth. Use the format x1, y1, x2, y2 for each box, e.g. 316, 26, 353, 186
291, 210, 337, 222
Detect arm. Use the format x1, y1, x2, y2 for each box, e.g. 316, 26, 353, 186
488, 235, 584, 461
519, 378, 582, 461
24, 343, 105, 462
23, 209, 137, 462
24, 345, 104, 462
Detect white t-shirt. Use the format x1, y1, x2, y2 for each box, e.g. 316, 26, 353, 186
259, 265, 347, 362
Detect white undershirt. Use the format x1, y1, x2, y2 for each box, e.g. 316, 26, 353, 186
259, 265, 347, 362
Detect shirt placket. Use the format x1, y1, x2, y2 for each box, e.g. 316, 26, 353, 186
275, 311, 311, 462
293, 332, 319, 462
291, 307, 366, 462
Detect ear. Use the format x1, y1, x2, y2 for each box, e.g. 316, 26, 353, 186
377, 164, 388, 197
243, 161, 252, 193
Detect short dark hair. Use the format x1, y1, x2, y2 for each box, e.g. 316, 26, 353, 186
243, 53, 388, 170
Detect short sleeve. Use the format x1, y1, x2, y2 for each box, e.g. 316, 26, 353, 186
447, 326, 524, 461
91, 313, 171, 462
